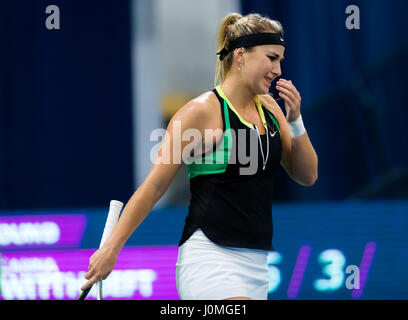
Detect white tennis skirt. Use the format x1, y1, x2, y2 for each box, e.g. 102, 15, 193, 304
176, 228, 269, 300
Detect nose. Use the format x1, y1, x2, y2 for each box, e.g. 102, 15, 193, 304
272, 62, 282, 78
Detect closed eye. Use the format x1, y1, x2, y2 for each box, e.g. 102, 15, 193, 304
267, 55, 285, 62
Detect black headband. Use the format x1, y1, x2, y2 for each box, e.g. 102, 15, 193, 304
216, 33, 285, 61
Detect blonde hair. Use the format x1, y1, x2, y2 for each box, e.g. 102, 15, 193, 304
214, 13, 284, 86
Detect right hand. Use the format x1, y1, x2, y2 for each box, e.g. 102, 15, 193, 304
81, 246, 119, 291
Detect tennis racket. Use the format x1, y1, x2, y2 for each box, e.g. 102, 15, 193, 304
78, 200, 123, 300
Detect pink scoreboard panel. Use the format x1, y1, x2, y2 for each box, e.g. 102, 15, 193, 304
0, 246, 180, 300
0, 214, 180, 300
0, 215, 87, 250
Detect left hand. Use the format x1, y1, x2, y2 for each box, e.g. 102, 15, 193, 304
276, 78, 301, 122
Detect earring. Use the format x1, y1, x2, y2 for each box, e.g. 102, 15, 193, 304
238, 64, 242, 71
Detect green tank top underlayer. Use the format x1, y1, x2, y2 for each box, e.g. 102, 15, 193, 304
179, 86, 282, 250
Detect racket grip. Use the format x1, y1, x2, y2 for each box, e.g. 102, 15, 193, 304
99, 200, 123, 248
78, 200, 123, 301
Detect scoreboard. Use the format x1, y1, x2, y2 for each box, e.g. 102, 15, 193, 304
0, 200, 407, 300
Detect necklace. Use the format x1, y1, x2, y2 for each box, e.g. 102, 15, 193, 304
254, 123, 269, 171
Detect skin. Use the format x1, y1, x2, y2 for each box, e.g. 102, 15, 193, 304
81, 43, 318, 301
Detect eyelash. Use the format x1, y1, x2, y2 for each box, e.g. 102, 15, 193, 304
268, 56, 284, 62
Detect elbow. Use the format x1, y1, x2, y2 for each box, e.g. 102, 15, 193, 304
305, 172, 318, 186
305, 158, 318, 186
293, 173, 318, 187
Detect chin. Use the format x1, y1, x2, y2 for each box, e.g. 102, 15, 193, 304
250, 81, 270, 96
259, 84, 270, 95
261, 80, 273, 93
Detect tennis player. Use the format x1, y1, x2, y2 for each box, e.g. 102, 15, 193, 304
82, 12, 318, 300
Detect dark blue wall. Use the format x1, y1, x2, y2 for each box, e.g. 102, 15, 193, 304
0, 0, 134, 210
1, 1, 407, 211
242, 0, 408, 202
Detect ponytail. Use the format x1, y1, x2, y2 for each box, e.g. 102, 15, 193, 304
214, 13, 242, 86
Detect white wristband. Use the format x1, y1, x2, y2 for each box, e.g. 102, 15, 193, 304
288, 114, 306, 137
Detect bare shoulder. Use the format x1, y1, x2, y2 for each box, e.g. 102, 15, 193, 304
170, 90, 220, 130
259, 94, 286, 122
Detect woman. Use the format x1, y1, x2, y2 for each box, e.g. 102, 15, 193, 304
82, 13, 318, 300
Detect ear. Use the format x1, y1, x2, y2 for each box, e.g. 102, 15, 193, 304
233, 48, 245, 65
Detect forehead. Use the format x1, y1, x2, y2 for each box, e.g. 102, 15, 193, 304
254, 44, 285, 57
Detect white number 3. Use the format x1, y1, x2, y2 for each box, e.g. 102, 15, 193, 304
314, 249, 346, 291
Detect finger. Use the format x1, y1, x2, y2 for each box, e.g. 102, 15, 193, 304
277, 80, 300, 98
279, 78, 292, 85
276, 85, 297, 103
278, 79, 300, 92
81, 274, 100, 291
278, 91, 295, 108
84, 267, 96, 280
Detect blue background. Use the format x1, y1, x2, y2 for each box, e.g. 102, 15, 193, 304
1, 0, 407, 208
0, 0, 407, 300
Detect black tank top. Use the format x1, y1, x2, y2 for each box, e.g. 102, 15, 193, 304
179, 86, 282, 250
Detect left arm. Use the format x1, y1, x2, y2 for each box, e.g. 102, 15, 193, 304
284, 131, 318, 186
260, 79, 318, 186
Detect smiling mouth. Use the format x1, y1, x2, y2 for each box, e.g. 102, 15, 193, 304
264, 76, 273, 85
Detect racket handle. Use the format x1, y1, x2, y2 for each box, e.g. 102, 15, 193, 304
99, 200, 123, 248
78, 200, 123, 301
78, 286, 92, 300
96, 280, 103, 300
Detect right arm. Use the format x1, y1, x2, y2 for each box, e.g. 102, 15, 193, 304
81, 97, 213, 290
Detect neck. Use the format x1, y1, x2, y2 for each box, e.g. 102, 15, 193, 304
220, 75, 256, 111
